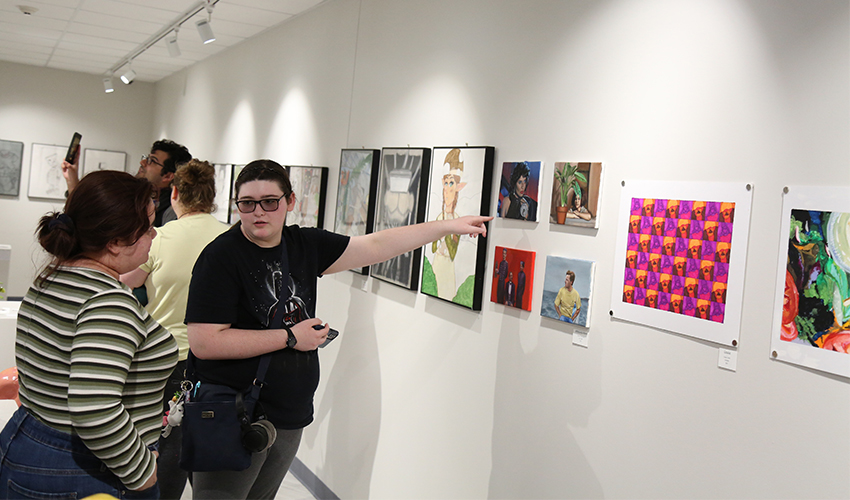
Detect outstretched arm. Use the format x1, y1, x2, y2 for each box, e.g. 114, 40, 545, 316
324, 215, 492, 274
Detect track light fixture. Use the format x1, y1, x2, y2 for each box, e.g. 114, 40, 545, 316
104, 1, 221, 92
103, 76, 114, 93
120, 65, 136, 84
196, 0, 216, 44
166, 30, 181, 57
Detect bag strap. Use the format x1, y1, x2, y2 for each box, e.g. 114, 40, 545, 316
243, 231, 290, 416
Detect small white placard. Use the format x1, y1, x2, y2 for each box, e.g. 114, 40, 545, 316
360, 275, 371, 292
718, 348, 737, 371
572, 330, 589, 348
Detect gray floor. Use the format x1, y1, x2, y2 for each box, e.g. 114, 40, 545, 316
180, 472, 315, 500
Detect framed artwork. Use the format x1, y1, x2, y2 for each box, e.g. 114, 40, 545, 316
287, 166, 328, 229
609, 180, 753, 347
770, 186, 850, 378
491, 246, 536, 311
371, 148, 432, 290
421, 146, 495, 310
550, 162, 603, 229
27, 143, 66, 200
497, 161, 541, 222
82, 149, 127, 177
334, 149, 380, 275
540, 255, 595, 327
0, 139, 24, 196
229, 164, 245, 224
211, 164, 233, 224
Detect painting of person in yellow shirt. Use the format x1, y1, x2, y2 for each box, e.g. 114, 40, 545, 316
554, 270, 581, 323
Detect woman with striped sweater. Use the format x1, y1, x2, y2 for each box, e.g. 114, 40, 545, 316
0, 169, 178, 499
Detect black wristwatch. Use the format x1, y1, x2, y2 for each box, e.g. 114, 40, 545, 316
285, 326, 297, 349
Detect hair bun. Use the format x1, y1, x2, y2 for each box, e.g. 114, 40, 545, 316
47, 213, 75, 235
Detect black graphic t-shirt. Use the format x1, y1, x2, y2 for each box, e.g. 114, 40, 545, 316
185, 223, 349, 428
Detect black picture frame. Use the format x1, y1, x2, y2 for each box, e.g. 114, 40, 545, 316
0, 139, 24, 197
334, 149, 381, 275
421, 146, 495, 310
370, 147, 432, 290
286, 165, 329, 229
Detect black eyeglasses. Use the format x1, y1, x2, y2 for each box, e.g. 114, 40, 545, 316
141, 154, 164, 168
235, 194, 288, 213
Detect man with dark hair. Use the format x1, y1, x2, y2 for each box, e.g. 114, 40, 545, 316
495, 248, 509, 304
516, 261, 526, 309
139, 140, 192, 226
62, 139, 191, 227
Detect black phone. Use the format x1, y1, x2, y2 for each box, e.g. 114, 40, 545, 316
65, 132, 81, 163
318, 328, 339, 348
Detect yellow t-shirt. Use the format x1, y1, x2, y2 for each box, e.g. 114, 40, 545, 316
554, 287, 581, 318
140, 213, 228, 360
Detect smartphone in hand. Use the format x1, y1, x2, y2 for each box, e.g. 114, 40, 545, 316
65, 132, 82, 163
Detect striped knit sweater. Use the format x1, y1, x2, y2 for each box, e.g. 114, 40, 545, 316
15, 267, 178, 490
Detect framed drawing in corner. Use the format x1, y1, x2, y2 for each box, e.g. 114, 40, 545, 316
28, 143, 67, 200
371, 148, 432, 290
0, 139, 24, 196
421, 146, 494, 311
334, 149, 380, 275
82, 149, 127, 177
287, 166, 328, 229
211, 164, 234, 224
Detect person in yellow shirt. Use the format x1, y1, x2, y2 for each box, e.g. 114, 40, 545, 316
554, 270, 581, 323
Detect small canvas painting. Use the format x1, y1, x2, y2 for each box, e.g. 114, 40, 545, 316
497, 161, 541, 222
550, 162, 603, 228
491, 246, 536, 311
540, 255, 595, 327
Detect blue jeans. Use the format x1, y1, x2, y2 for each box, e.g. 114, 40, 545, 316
559, 315, 574, 323
0, 406, 159, 499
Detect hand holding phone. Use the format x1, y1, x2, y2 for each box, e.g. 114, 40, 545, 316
65, 132, 81, 164
313, 324, 340, 348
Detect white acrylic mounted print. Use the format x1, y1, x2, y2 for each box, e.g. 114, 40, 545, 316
770, 185, 850, 378
82, 149, 127, 177
27, 143, 67, 200
610, 180, 753, 347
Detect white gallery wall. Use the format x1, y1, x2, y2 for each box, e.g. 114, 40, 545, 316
0, 62, 156, 297
2, 0, 848, 498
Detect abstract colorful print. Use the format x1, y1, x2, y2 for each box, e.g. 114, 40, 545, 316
621, 197, 735, 323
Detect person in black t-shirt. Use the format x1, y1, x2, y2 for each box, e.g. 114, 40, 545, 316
186, 159, 490, 499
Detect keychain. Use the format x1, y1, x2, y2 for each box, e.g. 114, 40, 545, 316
162, 380, 193, 438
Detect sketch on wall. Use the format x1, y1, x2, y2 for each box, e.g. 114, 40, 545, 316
334, 149, 380, 274
550, 162, 603, 228
27, 143, 66, 200
211, 164, 233, 224
82, 149, 127, 177
610, 180, 752, 347
770, 186, 850, 378
491, 246, 536, 311
540, 255, 595, 327
287, 166, 328, 229
0, 140, 24, 196
497, 161, 541, 222
421, 146, 494, 310
371, 148, 431, 290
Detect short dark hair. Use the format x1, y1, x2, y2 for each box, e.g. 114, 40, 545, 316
37, 171, 154, 284
565, 270, 576, 284
151, 139, 191, 174
235, 159, 293, 200
509, 162, 530, 192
